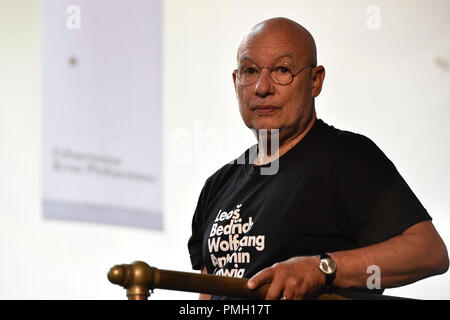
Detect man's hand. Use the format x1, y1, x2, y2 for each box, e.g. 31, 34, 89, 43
247, 256, 326, 300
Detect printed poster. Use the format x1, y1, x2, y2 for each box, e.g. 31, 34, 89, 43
42, 0, 162, 229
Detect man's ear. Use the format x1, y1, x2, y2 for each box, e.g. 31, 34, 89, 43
232, 70, 238, 93
310, 65, 325, 98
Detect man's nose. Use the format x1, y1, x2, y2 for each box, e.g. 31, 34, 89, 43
255, 69, 275, 97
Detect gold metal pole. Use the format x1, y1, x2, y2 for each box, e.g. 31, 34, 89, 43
107, 261, 413, 300
107, 261, 155, 300
107, 261, 269, 299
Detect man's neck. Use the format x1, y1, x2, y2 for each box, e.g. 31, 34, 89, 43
254, 112, 316, 166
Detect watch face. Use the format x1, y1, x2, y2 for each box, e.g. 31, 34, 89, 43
319, 258, 336, 275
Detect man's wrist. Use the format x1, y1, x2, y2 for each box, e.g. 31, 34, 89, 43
313, 256, 327, 288
318, 253, 337, 291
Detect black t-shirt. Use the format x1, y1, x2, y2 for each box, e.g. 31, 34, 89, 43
188, 119, 431, 299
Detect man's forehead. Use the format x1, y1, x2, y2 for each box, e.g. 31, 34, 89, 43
237, 36, 306, 64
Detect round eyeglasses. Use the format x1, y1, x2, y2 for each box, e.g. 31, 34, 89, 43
234, 63, 314, 86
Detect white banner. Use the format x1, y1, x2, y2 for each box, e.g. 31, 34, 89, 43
42, 0, 162, 229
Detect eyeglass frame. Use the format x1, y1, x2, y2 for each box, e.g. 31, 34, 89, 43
233, 63, 316, 86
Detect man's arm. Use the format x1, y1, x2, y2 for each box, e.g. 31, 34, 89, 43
247, 220, 449, 300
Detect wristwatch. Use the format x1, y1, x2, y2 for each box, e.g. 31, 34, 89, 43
318, 253, 337, 289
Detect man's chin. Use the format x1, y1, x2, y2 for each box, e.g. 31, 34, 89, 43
246, 119, 281, 131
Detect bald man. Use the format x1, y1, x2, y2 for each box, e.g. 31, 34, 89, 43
188, 17, 448, 300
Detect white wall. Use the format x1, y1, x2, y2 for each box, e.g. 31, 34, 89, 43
0, 0, 449, 299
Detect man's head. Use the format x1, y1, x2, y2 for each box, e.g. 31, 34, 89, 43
233, 17, 325, 145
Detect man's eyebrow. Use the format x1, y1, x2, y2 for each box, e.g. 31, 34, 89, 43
238, 54, 296, 64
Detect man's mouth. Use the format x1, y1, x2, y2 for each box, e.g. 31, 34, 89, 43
252, 105, 281, 115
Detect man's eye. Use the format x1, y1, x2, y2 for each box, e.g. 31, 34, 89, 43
244, 67, 258, 74
274, 66, 291, 74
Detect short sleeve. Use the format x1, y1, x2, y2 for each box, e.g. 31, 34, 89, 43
187, 183, 208, 270
336, 134, 431, 247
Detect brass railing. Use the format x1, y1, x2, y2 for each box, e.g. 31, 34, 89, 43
107, 261, 413, 300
